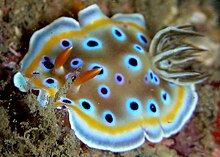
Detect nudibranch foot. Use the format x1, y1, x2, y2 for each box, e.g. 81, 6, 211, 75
150, 25, 207, 85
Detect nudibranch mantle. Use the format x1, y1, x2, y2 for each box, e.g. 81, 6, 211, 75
14, 4, 199, 152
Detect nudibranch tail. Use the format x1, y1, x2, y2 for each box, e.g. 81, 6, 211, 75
14, 4, 205, 152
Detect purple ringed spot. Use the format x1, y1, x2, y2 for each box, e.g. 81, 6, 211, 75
114, 73, 124, 85
144, 73, 149, 84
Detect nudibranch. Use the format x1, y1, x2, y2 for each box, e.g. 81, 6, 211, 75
14, 4, 206, 152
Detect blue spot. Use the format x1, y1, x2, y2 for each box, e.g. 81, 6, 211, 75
137, 32, 148, 45
124, 55, 142, 71
102, 110, 115, 126
133, 44, 144, 54
168, 81, 176, 87
147, 70, 160, 85
112, 26, 126, 41
43, 77, 58, 88
79, 99, 94, 113
114, 73, 124, 85
126, 98, 142, 115
161, 90, 171, 105
98, 85, 111, 98
70, 58, 83, 68
40, 56, 54, 71
146, 99, 160, 117
153, 74, 160, 85
88, 63, 107, 80
65, 72, 73, 79
60, 39, 73, 49
148, 70, 154, 80
82, 38, 102, 50
59, 97, 74, 105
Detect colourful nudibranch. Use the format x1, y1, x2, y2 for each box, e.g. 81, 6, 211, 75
14, 4, 205, 152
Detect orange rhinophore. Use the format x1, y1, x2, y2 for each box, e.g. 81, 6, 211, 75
54, 46, 73, 69
74, 68, 102, 85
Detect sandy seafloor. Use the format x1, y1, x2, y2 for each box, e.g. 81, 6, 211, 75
0, 0, 220, 156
